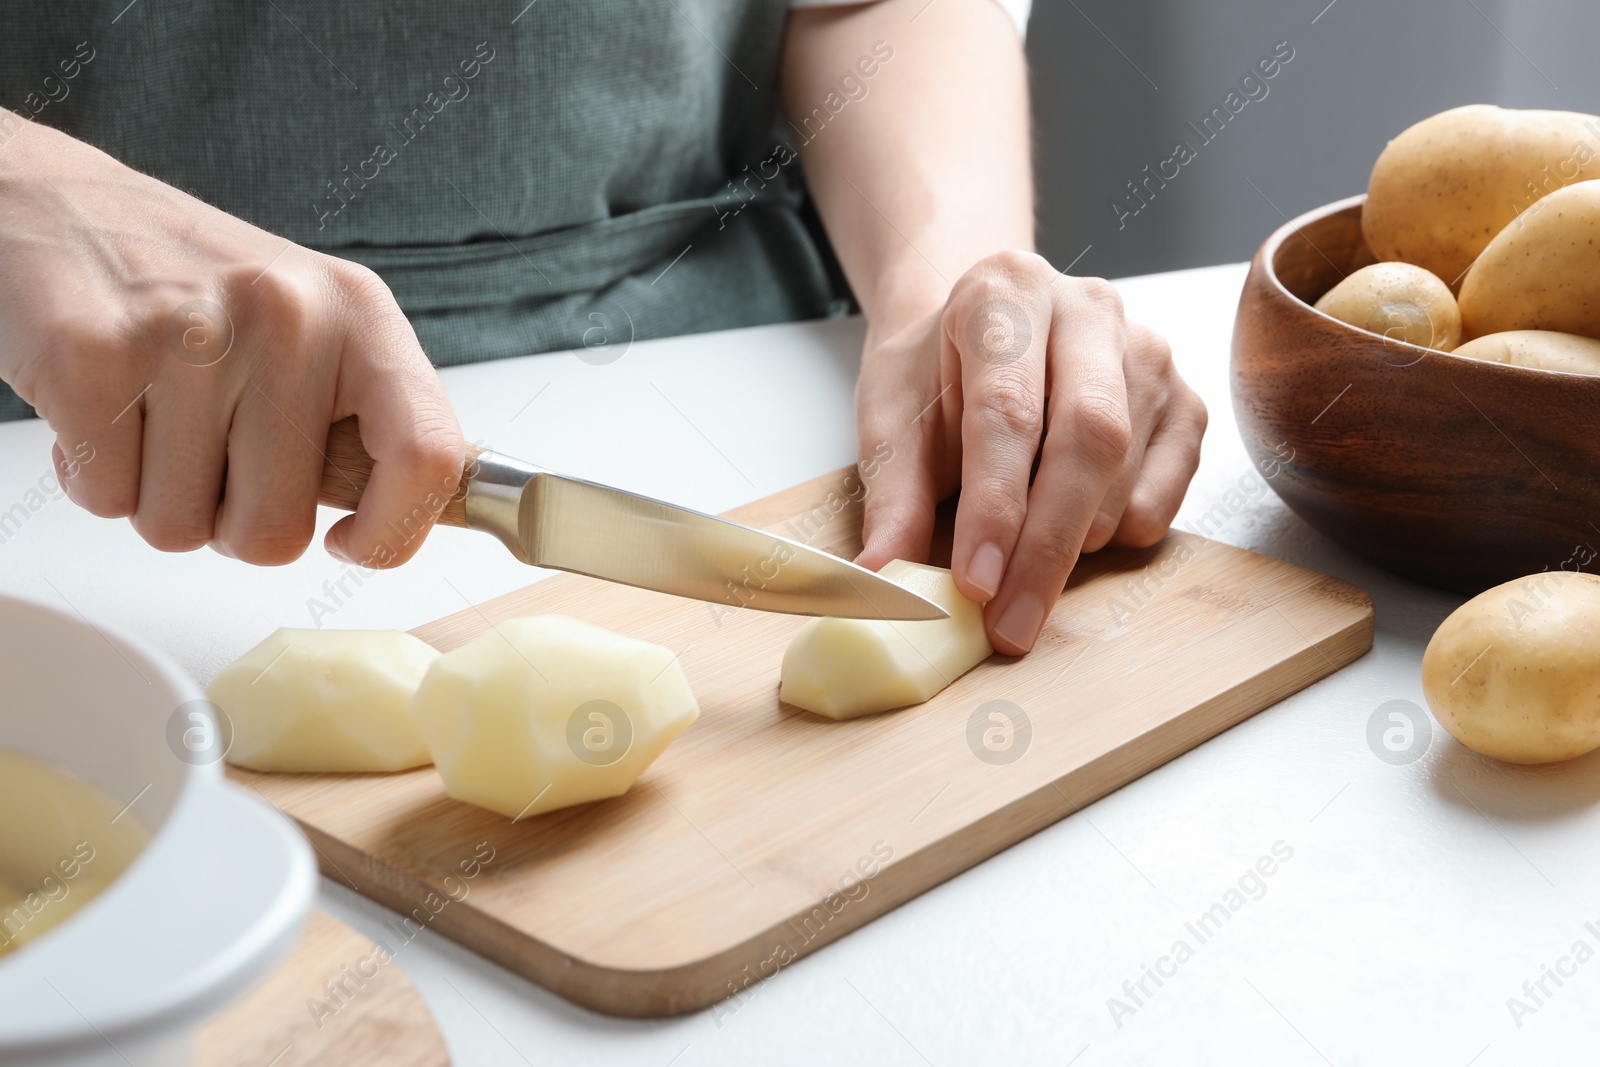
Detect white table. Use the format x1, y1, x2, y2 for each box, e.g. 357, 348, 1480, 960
3, 262, 1590, 1066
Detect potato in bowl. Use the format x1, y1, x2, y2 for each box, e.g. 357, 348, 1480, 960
1233, 103, 1600, 592
1231, 195, 1600, 591
1362, 103, 1600, 286
1313, 261, 1460, 352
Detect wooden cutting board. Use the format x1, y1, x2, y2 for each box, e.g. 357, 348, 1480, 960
229, 467, 1373, 1018
195, 910, 449, 1066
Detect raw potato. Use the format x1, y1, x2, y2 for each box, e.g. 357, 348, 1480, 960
780, 560, 993, 720
1421, 572, 1600, 764
411, 616, 698, 819
0, 750, 148, 958
209, 629, 438, 773
1458, 181, 1600, 341
1452, 330, 1600, 376
0, 872, 118, 956
1313, 262, 1461, 351
1363, 104, 1600, 284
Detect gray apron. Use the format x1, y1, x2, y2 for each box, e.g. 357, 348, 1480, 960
0, 1, 845, 421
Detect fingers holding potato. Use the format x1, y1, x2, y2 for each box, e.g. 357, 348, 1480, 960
1314, 262, 1462, 351
1363, 104, 1600, 285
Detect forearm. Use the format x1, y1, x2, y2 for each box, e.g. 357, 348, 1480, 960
780, 0, 1034, 332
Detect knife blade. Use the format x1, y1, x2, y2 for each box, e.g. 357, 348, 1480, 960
316, 418, 949, 622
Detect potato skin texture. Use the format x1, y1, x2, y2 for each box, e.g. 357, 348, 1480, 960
1313, 262, 1461, 351
1458, 181, 1600, 341
1452, 330, 1600, 375
1421, 572, 1600, 765
1363, 104, 1600, 285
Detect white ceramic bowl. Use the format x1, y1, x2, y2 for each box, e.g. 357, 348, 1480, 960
0, 593, 316, 1067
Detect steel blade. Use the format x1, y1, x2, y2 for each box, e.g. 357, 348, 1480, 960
514, 474, 949, 621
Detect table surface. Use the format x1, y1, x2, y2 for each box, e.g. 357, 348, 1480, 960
5, 262, 1595, 1066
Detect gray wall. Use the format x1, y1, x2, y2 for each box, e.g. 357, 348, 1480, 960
1027, 0, 1600, 279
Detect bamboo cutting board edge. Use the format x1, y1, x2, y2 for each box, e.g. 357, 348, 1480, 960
194, 909, 449, 1066
230, 467, 1375, 1017
260, 606, 1369, 1018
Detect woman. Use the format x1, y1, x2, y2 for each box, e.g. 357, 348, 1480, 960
0, 0, 1204, 655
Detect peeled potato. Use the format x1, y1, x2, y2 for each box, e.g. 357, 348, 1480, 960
1459, 181, 1600, 341
0, 874, 118, 955
780, 560, 992, 719
0, 753, 147, 958
1363, 104, 1600, 284
1313, 262, 1462, 351
411, 616, 698, 819
1422, 572, 1600, 764
209, 629, 438, 773
1453, 330, 1600, 375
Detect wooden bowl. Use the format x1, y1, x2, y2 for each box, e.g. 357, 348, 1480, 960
1231, 194, 1600, 592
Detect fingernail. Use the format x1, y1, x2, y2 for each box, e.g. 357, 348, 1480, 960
993, 592, 1046, 653
326, 536, 355, 565
968, 542, 1005, 600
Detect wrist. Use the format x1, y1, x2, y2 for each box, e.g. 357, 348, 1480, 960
860, 240, 1040, 346
861, 264, 951, 345
0, 109, 33, 178
0, 110, 75, 186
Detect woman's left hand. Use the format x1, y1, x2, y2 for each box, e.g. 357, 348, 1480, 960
853, 251, 1208, 655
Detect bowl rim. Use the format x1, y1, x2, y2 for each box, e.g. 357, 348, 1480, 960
1257, 192, 1600, 384
0, 590, 316, 1059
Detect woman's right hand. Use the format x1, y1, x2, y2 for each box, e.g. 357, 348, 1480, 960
0, 114, 463, 567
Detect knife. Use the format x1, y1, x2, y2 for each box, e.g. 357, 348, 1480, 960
315, 418, 948, 621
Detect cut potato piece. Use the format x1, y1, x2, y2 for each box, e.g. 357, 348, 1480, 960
411, 616, 699, 820
780, 560, 993, 719
208, 629, 438, 773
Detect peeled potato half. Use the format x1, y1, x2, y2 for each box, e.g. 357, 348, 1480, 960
780, 560, 993, 720
411, 616, 699, 819
208, 628, 439, 773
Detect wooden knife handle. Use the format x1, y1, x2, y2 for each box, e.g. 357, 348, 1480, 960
317, 417, 481, 529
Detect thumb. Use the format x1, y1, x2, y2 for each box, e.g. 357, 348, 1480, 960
324, 315, 464, 569
854, 431, 941, 573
